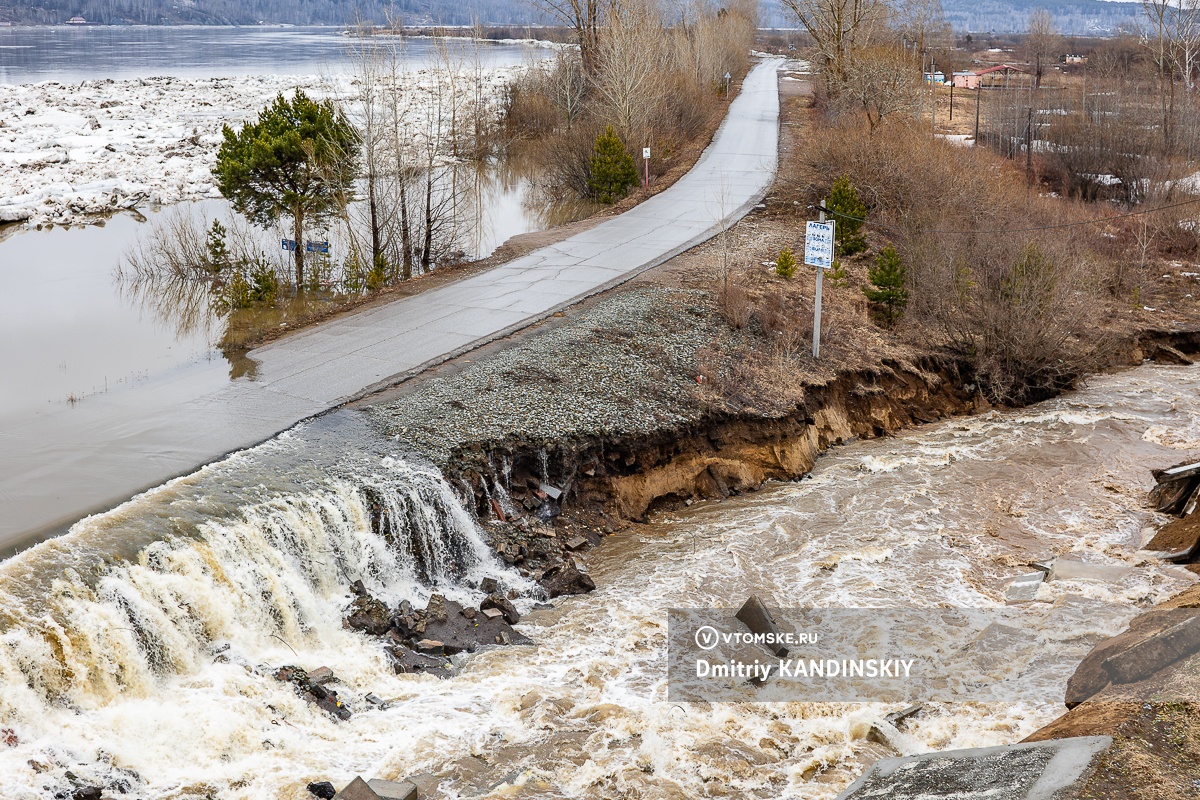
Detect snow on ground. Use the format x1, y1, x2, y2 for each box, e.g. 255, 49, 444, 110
0, 66, 520, 228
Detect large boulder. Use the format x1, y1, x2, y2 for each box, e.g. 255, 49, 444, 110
480, 593, 520, 625
540, 558, 596, 598
345, 595, 391, 636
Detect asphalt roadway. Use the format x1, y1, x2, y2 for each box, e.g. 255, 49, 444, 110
0, 58, 783, 548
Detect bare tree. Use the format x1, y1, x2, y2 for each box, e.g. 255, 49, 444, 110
892, 0, 952, 58
840, 44, 923, 129
1027, 8, 1060, 88
592, 2, 668, 142
780, 0, 888, 85
528, 0, 620, 75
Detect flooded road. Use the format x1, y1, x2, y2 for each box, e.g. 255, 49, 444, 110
0, 364, 1193, 798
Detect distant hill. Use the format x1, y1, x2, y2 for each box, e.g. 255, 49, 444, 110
758, 0, 1142, 35
0, 0, 543, 26
1, 0, 1144, 35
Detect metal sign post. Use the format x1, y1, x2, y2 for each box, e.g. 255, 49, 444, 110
643, 147, 651, 191
804, 202, 836, 359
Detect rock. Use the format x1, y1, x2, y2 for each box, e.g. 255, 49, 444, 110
345, 595, 391, 636
419, 595, 532, 654
425, 594, 449, 623
1103, 613, 1200, 685
565, 535, 589, 551
480, 577, 500, 594
735, 595, 789, 657
539, 482, 563, 500
1154, 344, 1194, 365
388, 645, 452, 678
71, 789, 102, 800
364, 693, 388, 708
350, 579, 368, 596
308, 781, 337, 799
480, 593, 520, 624
540, 558, 596, 597
308, 666, 335, 685
460, 606, 477, 620
415, 639, 445, 654
334, 777, 381, 800
834, 736, 1112, 800
482, 607, 504, 620
367, 779, 419, 800
86, 115, 100, 130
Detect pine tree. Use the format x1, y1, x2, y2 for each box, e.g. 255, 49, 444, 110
214, 90, 358, 290
588, 126, 638, 204
826, 175, 867, 256
775, 246, 797, 278
863, 245, 909, 324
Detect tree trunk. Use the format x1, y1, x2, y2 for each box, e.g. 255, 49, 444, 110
421, 170, 433, 273
368, 168, 381, 271
399, 171, 413, 281
293, 212, 304, 290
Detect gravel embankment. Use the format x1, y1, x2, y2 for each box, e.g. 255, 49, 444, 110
368, 286, 725, 466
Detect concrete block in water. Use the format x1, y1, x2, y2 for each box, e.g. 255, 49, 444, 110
1103, 613, 1200, 685
368, 779, 418, 800
834, 736, 1112, 800
735, 595, 788, 657
1004, 573, 1045, 604
334, 777, 381, 800
1049, 558, 1129, 584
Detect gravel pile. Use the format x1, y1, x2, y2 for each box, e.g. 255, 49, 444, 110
368, 286, 724, 466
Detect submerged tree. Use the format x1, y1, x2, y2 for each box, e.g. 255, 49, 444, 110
214, 90, 358, 289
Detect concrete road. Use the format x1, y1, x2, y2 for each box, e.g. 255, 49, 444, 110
0, 59, 783, 548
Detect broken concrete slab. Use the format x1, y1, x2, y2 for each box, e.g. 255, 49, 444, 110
565, 535, 588, 551
538, 482, 562, 500
1005, 573, 1045, 604
834, 736, 1112, 800
333, 777, 380, 800
1049, 558, 1130, 584
1104, 613, 1200, 685
367, 779, 418, 800
885, 704, 924, 727
735, 595, 789, 657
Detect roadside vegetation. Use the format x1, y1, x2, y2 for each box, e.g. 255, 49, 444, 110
698, 0, 1200, 407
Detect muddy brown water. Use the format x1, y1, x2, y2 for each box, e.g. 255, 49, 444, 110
0, 364, 1193, 798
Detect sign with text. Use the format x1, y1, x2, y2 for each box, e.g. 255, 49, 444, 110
282, 239, 297, 252
804, 221, 835, 269
306, 240, 330, 254
643, 147, 651, 159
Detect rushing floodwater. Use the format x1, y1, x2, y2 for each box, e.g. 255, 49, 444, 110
0, 365, 1194, 799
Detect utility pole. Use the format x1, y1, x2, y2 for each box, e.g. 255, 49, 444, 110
1025, 106, 1033, 189
974, 82, 981, 144
931, 56, 936, 134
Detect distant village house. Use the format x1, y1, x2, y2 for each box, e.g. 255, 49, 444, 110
66, 16, 87, 24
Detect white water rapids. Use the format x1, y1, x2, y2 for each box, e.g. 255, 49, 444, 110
0, 365, 1197, 799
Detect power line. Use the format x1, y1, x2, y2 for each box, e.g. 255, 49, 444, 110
813, 194, 1200, 236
